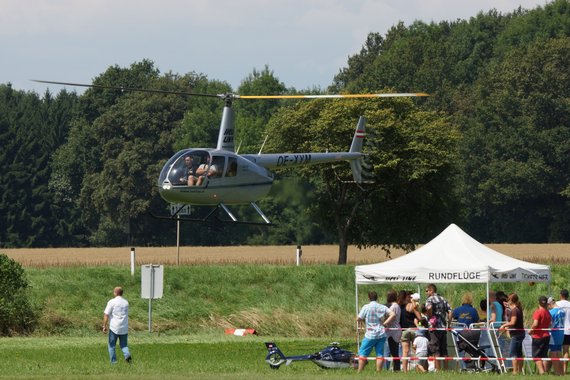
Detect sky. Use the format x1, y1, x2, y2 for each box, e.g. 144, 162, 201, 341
1, 0, 550, 95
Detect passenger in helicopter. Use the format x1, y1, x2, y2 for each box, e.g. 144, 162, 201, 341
196, 156, 218, 185
180, 155, 198, 186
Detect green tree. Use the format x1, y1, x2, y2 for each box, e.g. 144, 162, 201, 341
234, 66, 288, 153
331, 32, 384, 92
265, 97, 459, 264
50, 62, 204, 246
80, 59, 160, 121
0, 254, 37, 335
172, 76, 231, 151
460, 37, 570, 242
81, 88, 188, 245
332, 1, 570, 243
0, 85, 79, 247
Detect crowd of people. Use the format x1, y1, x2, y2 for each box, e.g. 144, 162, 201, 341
356, 285, 570, 375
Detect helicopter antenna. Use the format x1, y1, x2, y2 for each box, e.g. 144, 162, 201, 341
258, 134, 269, 155
235, 139, 243, 154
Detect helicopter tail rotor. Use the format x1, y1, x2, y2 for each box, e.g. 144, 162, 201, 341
265, 342, 287, 369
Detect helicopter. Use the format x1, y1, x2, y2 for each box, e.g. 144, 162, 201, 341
264, 341, 357, 369
33, 80, 427, 225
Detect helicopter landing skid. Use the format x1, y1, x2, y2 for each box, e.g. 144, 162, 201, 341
150, 202, 273, 227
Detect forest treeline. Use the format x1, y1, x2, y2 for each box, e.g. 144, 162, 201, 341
1, 1, 569, 260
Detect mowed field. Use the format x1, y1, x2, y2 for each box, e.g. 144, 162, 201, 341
3, 243, 570, 267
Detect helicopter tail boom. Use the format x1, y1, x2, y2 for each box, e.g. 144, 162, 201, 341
244, 116, 368, 182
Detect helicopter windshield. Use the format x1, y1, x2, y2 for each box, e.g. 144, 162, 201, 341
158, 149, 188, 185
166, 150, 208, 186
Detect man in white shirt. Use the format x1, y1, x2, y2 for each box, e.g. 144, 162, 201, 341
556, 289, 570, 373
196, 156, 219, 185
102, 286, 132, 364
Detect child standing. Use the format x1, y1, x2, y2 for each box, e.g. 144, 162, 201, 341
413, 328, 429, 373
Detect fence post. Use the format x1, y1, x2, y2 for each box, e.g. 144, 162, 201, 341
130, 247, 136, 276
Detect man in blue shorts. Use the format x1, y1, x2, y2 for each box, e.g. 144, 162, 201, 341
357, 291, 396, 372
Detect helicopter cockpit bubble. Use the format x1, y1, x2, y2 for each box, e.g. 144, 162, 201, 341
158, 149, 188, 187
159, 149, 209, 188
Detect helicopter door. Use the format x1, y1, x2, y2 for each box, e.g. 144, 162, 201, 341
226, 157, 237, 177
208, 156, 226, 179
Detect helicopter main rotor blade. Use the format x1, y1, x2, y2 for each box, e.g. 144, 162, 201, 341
238, 93, 429, 99
32, 80, 429, 100
31, 79, 221, 99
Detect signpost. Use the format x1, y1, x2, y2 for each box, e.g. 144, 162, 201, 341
141, 264, 164, 333
170, 204, 191, 265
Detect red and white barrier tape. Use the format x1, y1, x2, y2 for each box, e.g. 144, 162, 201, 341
378, 327, 565, 331
362, 356, 570, 362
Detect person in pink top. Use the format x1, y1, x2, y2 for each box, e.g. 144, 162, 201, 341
529, 296, 552, 375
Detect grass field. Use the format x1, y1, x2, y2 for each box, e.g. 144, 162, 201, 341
1, 245, 568, 378
0, 334, 553, 379
3, 243, 570, 267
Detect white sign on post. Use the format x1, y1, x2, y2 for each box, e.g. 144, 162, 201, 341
141, 265, 164, 299
141, 264, 164, 332
170, 204, 191, 216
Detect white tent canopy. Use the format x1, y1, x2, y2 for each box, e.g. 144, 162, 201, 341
355, 224, 550, 284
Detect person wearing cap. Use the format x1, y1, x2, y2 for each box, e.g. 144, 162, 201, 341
548, 296, 566, 376
529, 296, 552, 374
555, 289, 570, 373
400, 291, 422, 372
413, 328, 429, 372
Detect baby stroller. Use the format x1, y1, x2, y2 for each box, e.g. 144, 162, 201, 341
452, 329, 500, 373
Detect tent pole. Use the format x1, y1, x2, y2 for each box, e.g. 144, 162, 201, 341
355, 280, 360, 350
486, 281, 490, 323
487, 279, 504, 373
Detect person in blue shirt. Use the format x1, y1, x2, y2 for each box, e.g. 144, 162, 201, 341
488, 290, 504, 325
452, 293, 480, 326
548, 296, 566, 375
